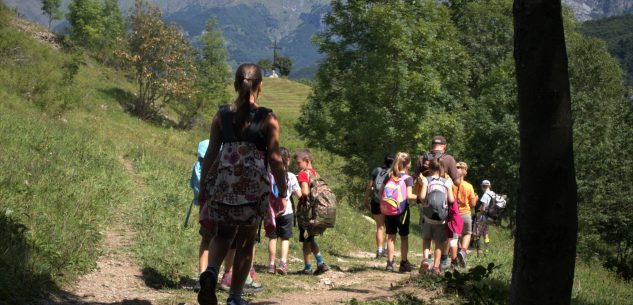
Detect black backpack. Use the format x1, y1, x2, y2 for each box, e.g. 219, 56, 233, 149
372, 167, 390, 203
417, 152, 446, 176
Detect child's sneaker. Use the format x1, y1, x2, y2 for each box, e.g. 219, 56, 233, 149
219, 271, 232, 292
432, 266, 442, 276
243, 273, 264, 294
267, 263, 276, 274
249, 266, 258, 281
451, 260, 460, 272
313, 263, 329, 275
420, 258, 432, 274
386, 260, 395, 272
457, 249, 468, 268
299, 268, 312, 275
484, 236, 490, 243
197, 271, 218, 305
440, 256, 451, 271
276, 262, 289, 275
398, 260, 413, 273
375, 250, 383, 259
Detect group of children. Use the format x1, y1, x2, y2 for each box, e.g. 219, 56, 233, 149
364, 136, 500, 275
190, 144, 330, 293
191, 135, 499, 298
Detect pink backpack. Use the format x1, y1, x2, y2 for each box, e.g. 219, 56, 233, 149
380, 175, 410, 216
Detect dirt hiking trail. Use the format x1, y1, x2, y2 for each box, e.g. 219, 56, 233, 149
34, 157, 435, 305
33, 156, 170, 305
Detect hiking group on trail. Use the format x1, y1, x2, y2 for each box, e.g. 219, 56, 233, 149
363, 137, 506, 276
189, 63, 507, 305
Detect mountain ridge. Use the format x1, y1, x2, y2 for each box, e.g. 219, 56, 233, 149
3, 0, 632, 78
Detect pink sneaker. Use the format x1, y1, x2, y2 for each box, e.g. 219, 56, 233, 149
249, 266, 258, 281
219, 271, 232, 292
276, 262, 288, 275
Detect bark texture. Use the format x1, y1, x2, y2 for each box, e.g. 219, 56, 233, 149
510, 1, 578, 304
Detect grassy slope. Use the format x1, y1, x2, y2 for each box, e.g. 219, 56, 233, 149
0, 16, 630, 305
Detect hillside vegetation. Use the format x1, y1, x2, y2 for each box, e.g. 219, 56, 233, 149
1, 4, 632, 305
581, 13, 633, 86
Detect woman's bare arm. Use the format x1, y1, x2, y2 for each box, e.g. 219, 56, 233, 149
198, 114, 221, 205
265, 113, 288, 200
363, 179, 373, 209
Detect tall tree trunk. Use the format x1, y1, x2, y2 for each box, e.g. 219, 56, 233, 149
510, 1, 578, 304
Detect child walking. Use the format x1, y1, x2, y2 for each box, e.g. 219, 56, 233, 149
418, 159, 455, 275
267, 147, 302, 275
294, 148, 329, 275
381, 152, 417, 272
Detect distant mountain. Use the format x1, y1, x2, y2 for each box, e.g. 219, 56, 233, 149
563, 0, 633, 21
4, 0, 328, 77
4, 0, 632, 79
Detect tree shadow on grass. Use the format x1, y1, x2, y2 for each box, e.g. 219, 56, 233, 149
140, 267, 195, 290
0, 212, 160, 305
0, 210, 55, 304
98, 87, 178, 129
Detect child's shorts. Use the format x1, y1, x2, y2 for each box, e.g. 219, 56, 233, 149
267, 214, 293, 239
298, 226, 315, 242
384, 207, 410, 236
460, 213, 473, 235
422, 217, 448, 244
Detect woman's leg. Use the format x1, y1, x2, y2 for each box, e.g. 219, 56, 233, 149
199, 235, 211, 273
198, 223, 238, 305
224, 248, 236, 273
374, 214, 385, 252
229, 225, 258, 297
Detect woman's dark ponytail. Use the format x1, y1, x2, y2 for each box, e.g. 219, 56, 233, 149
233, 64, 263, 133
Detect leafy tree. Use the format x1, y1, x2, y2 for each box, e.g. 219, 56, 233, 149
581, 14, 633, 87
100, 0, 124, 54
175, 18, 230, 129
68, 0, 105, 48
566, 14, 633, 279
67, 0, 123, 61
257, 58, 273, 75
274, 55, 292, 76
299, 0, 470, 179
119, 0, 197, 119
41, 0, 62, 30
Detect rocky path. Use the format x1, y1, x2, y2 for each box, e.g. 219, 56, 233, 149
35, 157, 434, 305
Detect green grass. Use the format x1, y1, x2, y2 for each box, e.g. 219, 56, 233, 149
396, 224, 633, 305
1, 9, 632, 304
0, 86, 133, 302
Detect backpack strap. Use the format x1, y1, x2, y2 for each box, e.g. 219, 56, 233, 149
246, 107, 272, 151
219, 105, 237, 143
218, 105, 273, 148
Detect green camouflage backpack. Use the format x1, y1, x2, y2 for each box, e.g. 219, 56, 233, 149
297, 169, 337, 236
